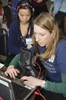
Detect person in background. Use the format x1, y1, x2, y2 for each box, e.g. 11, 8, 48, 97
0, 0, 4, 26
5, 0, 34, 67
0, 1, 12, 33
30, 0, 48, 18
7, 0, 12, 9
2, 6, 12, 32
5, 12, 66, 100
11, 0, 21, 19
53, 0, 66, 35
11, 0, 48, 19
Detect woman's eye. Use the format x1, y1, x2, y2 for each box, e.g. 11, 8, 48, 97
40, 33, 45, 36
34, 33, 45, 36
20, 15, 23, 16
27, 15, 30, 16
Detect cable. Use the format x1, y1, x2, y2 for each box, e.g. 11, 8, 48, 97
34, 61, 41, 78
32, 60, 46, 100
32, 60, 41, 78
34, 89, 46, 100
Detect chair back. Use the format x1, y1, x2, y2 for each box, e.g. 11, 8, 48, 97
0, 27, 8, 56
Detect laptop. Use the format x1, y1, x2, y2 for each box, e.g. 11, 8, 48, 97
0, 48, 45, 100
0, 71, 37, 100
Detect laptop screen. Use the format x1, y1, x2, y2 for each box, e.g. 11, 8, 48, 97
0, 76, 13, 100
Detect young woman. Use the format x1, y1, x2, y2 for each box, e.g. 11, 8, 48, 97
5, 13, 66, 100
5, 0, 34, 67
8, 0, 34, 55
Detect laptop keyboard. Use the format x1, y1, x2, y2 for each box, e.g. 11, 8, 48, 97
12, 82, 31, 100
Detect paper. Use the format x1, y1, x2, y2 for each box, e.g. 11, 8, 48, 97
0, 63, 4, 69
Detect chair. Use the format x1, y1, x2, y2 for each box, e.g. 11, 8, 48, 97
0, 27, 8, 56
0, 27, 8, 63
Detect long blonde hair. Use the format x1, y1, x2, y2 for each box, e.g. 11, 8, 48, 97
32, 12, 60, 59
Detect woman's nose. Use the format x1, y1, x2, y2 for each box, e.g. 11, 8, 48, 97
35, 34, 39, 42
23, 16, 27, 21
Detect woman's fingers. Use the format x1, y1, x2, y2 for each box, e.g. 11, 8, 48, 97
21, 76, 28, 81
5, 67, 20, 79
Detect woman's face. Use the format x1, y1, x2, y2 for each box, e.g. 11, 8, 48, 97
34, 24, 53, 47
18, 8, 31, 24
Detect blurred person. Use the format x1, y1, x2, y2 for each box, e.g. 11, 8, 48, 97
0, 3, 12, 33
53, 0, 66, 35
30, 0, 48, 18
11, 0, 21, 19
11, 0, 48, 19
0, 0, 4, 26
8, 0, 12, 9
2, 6, 12, 32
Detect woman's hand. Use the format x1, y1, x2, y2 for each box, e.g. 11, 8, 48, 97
5, 65, 20, 79
21, 76, 45, 88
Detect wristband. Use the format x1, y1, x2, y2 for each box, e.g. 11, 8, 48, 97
41, 80, 46, 88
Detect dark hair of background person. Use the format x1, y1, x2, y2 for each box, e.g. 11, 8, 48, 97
30, 0, 48, 18
0, 0, 2, 6
3, 6, 12, 28
8, 0, 12, 8
0, 0, 3, 15
16, 0, 34, 43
